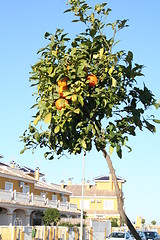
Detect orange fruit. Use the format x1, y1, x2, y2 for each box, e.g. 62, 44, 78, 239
55, 99, 69, 110
66, 65, 70, 71
58, 85, 68, 98
58, 77, 68, 87
87, 74, 97, 87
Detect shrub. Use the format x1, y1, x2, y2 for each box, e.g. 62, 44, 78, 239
43, 208, 60, 226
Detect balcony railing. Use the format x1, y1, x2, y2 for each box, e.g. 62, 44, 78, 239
46, 199, 57, 208
58, 201, 68, 210
30, 193, 46, 206
0, 189, 13, 202
0, 189, 77, 212
15, 191, 30, 204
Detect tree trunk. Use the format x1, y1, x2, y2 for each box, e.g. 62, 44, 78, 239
101, 147, 141, 240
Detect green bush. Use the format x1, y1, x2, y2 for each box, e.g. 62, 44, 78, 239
43, 208, 60, 226
110, 218, 119, 227
59, 222, 74, 228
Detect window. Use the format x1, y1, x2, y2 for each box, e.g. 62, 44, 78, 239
126, 232, 130, 239
5, 182, 13, 191
52, 194, 57, 201
154, 232, 159, 237
22, 185, 30, 193
103, 200, 114, 210
109, 232, 125, 238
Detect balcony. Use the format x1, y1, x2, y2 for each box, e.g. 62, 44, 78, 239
0, 189, 77, 212
0, 189, 13, 202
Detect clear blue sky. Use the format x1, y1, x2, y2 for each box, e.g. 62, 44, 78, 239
0, 0, 160, 224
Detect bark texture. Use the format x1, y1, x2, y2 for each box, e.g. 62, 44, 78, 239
101, 148, 141, 240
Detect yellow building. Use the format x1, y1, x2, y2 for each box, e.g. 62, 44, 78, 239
64, 175, 126, 224
0, 160, 80, 226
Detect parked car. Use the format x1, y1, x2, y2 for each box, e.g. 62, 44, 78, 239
144, 231, 160, 240
106, 231, 132, 240
131, 230, 147, 240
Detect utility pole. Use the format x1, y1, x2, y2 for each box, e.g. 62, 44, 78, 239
80, 151, 86, 240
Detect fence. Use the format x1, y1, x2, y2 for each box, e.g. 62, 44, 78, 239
0, 226, 96, 240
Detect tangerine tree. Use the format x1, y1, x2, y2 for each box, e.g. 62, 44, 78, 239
20, 0, 159, 238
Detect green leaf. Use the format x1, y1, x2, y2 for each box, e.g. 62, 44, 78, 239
29, 125, 35, 133
102, 99, 107, 108
72, 94, 77, 102
81, 140, 87, 149
126, 51, 133, 64
112, 77, 117, 87
64, 8, 71, 13
33, 132, 40, 142
154, 100, 160, 110
78, 95, 84, 106
109, 145, 114, 156
47, 66, 53, 75
153, 119, 160, 124
126, 145, 132, 152
33, 115, 41, 126
72, 19, 80, 22
20, 149, 25, 154
54, 126, 60, 134
44, 32, 51, 38
74, 108, 80, 114
109, 66, 114, 76
116, 144, 122, 158
44, 113, 52, 124
144, 120, 156, 133
93, 53, 99, 59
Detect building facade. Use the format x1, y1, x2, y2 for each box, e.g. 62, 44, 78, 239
64, 175, 126, 224
0, 161, 80, 226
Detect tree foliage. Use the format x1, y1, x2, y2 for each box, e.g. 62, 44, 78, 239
151, 220, 156, 225
110, 218, 119, 227
141, 218, 145, 224
43, 208, 61, 226
20, 0, 158, 160
20, 1, 159, 239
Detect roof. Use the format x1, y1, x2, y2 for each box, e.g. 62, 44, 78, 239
0, 161, 44, 177
0, 161, 9, 167
0, 165, 37, 182
0, 162, 45, 177
20, 166, 45, 177
0, 161, 71, 195
64, 185, 116, 197
93, 175, 126, 183
35, 181, 72, 195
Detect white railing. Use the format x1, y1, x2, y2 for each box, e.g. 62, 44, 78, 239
15, 192, 30, 203
69, 203, 78, 211
58, 200, 68, 210
31, 193, 46, 206
0, 189, 13, 201
46, 199, 57, 208
0, 189, 77, 211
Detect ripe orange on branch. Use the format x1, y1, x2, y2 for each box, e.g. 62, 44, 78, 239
58, 77, 68, 87
55, 99, 69, 110
86, 74, 97, 87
